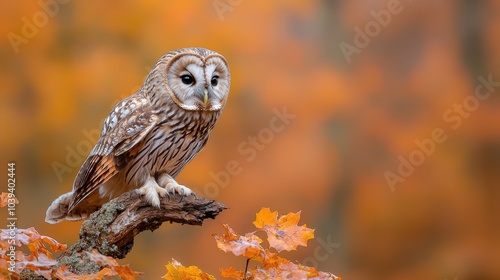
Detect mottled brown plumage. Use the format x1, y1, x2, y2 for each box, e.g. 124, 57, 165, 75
46, 48, 230, 224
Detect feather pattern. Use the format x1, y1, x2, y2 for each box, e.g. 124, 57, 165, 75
45, 48, 230, 223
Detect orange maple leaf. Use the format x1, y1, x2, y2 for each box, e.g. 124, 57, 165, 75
0, 227, 67, 275
254, 261, 341, 280
163, 258, 216, 280
253, 262, 308, 280
253, 207, 315, 252
214, 208, 340, 279
220, 266, 245, 279
86, 249, 143, 279
213, 224, 265, 260
260, 249, 287, 269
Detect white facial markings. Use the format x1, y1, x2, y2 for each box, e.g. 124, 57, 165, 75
205, 64, 218, 86
165, 53, 228, 111
204, 63, 221, 103
185, 64, 205, 86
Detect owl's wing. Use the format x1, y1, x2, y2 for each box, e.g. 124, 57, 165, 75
68, 95, 159, 211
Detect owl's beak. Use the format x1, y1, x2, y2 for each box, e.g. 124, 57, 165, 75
203, 88, 209, 106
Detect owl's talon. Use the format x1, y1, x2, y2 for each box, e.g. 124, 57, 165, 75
44, 48, 229, 224
137, 177, 171, 208
168, 183, 193, 196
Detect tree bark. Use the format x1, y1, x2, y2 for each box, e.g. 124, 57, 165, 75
55, 191, 227, 274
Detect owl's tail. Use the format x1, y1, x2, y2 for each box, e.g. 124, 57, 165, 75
45, 191, 89, 224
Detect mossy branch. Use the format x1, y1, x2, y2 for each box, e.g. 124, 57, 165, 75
55, 191, 227, 274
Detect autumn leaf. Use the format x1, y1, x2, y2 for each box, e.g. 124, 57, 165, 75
253, 262, 308, 280
0, 192, 18, 208
54, 265, 82, 279
0, 227, 67, 276
219, 266, 245, 279
213, 224, 265, 260
54, 250, 143, 279
163, 259, 216, 280
86, 249, 143, 279
215, 208, 339, 279
14, 228, 67, 259
17, 252, 57, 277
253, 262, 341, 280
253, 208, 279, 228
0, 229, 141, 280
292, 263, 341, 279
260, 249, 287, 269
253, 207, 315, 252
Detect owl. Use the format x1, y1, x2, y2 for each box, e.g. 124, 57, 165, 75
45, 48, 230, 224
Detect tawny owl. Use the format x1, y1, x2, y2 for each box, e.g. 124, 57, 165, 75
45, 48, 230, 224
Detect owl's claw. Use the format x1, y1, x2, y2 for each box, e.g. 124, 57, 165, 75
166, 182, 193, 197
137, 177, 168, 208
156, 173, 195, 198
137, 176, 195, 208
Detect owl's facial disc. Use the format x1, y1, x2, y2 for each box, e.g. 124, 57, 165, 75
166, 53, 230, 111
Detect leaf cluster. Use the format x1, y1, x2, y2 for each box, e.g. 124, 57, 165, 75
0, 192, 141, 279
1, 193, 340, 279
164, 207, 340, 280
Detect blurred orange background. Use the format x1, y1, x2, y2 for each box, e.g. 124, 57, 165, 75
1, 0, 500, 279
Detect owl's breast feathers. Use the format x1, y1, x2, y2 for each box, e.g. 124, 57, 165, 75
46, 48, 230, 224
70, 94, 220, 209
135, 106, 221, 177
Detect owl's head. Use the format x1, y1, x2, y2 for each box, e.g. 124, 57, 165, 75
155, 48, 230, 111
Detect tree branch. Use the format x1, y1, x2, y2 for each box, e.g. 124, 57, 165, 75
56, 190, 227, 273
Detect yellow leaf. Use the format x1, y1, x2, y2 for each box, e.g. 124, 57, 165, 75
254, 209, 315, 252
163, 259, 216, 280
219, 267, 245, 279
213, 224, 264, 260
214, 209, 339, 279
253, 207, 278, 228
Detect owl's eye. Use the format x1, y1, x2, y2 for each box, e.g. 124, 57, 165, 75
211, 75, 219, 87
181, 74, 195, 85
